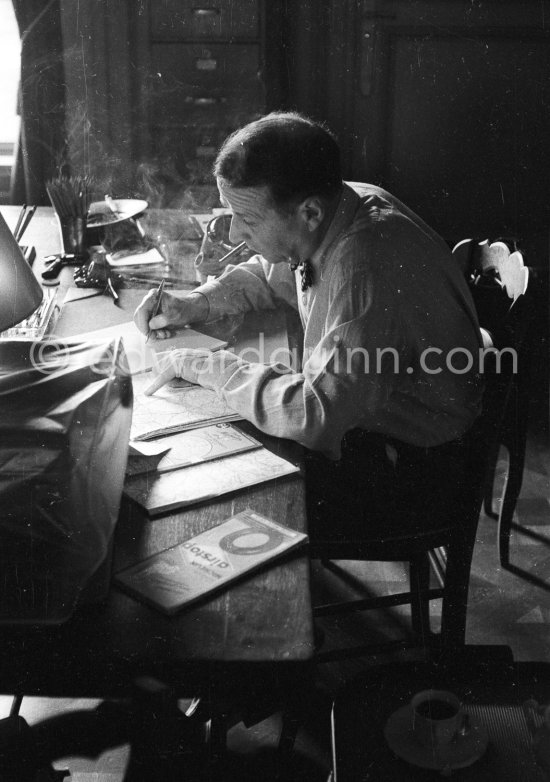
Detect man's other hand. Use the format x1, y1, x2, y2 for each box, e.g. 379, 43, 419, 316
144, 349, 212, 395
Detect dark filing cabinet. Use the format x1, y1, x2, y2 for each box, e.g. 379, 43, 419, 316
133, 0, 286, 208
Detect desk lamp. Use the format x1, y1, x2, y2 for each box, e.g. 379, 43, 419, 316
0, 211, 43, 331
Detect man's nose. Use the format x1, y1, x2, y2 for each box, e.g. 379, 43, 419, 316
229, 217, 247, 245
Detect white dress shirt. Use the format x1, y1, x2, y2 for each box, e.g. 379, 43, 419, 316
187, 183, 483, 459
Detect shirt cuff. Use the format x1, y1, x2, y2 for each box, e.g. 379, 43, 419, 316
196, 280, 231, 322
190, 350, 243, 391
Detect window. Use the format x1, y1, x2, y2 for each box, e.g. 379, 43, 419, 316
0, 0, 20, 199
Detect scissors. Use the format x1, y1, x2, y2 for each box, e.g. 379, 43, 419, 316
41, 253, 77, 280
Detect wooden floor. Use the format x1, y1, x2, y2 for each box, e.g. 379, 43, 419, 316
1, 426, 548, 781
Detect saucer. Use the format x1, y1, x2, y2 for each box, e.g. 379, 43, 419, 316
384, 705, 489, 772
87, 199, 148, 227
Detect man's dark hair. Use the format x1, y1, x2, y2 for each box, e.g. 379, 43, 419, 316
214, 112, 342, 208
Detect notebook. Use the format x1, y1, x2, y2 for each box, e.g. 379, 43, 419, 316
70, 320, 227, 375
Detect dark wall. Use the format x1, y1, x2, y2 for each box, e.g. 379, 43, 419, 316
283, 0, 550, 244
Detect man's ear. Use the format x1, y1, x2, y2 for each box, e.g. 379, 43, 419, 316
298, 196, 325, 232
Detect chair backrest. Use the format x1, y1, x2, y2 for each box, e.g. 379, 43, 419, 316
452, 236, 537, 452
452, 237, 534, 347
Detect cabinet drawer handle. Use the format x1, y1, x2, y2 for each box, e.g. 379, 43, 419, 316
193, 8, 220, 17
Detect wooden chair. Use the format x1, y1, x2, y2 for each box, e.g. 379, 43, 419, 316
452, 238, 537, 567
311, 419, 488, 661
311, 240, 532, 661
311, 393, 496, 661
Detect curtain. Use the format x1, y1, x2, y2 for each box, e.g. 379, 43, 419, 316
10, 0, 66, 205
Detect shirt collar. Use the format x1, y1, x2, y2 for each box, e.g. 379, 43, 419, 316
310, 183, 360, 271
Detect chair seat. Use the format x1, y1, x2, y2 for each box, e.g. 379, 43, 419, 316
313, 523, 459, 562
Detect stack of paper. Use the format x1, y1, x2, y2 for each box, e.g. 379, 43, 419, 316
124, 448, 300, 516
126, 378, 300, 517
107, 317, 301, 518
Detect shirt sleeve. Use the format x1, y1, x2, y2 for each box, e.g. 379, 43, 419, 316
186, 239, 409, 459
198, 254, 298, 320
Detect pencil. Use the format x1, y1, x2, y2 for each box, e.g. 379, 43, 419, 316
13, 204, 27, 240
146, 278, 166, 342
218, 241, 247, 264
125, 275, 174, 286
16, 205, 37, 242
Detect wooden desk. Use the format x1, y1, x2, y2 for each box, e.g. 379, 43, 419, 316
0, 206, 314, 704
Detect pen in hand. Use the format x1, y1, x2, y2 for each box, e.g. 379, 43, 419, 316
146, 278, 166, 343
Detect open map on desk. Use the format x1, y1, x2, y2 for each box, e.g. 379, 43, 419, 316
127, 423, 261, 475
123, 447, 300, 517
114, 508, 308, 614
130, 373, 242, 440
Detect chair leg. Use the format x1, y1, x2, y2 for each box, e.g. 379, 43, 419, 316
483, 442, 500, 518
498, 432, 528, 569
204, 711, 230, 776
439, 528, 477, 648
409, 554, 432, 640
275, 710, 300, 781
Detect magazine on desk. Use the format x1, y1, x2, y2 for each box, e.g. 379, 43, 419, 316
114, 508, 308, 614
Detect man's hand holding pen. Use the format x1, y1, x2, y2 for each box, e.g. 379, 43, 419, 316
134, 288, 209, 341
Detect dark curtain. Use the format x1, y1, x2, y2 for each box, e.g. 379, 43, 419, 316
10, 0, 66, 205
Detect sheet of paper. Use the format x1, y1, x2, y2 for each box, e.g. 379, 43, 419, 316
70, 321, 227, 375
130, 372, 241, 440
123, 447, 300, 516
107, 247, 164, 267
126, 423, 260, 475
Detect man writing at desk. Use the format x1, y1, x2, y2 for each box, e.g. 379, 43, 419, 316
134, 112, 482, 539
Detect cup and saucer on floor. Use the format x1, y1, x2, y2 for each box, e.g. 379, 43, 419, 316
384, 688, 489, 774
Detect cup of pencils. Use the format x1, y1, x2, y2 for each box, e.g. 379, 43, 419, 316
46, 175, 92, 259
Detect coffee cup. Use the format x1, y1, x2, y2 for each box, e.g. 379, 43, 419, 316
411, 689, 462, 748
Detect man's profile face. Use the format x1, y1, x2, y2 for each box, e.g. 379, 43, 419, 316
217, 178, 307, 265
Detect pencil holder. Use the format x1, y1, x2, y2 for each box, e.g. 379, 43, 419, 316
46, 174, 93, 260
56, 214, 86, 258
